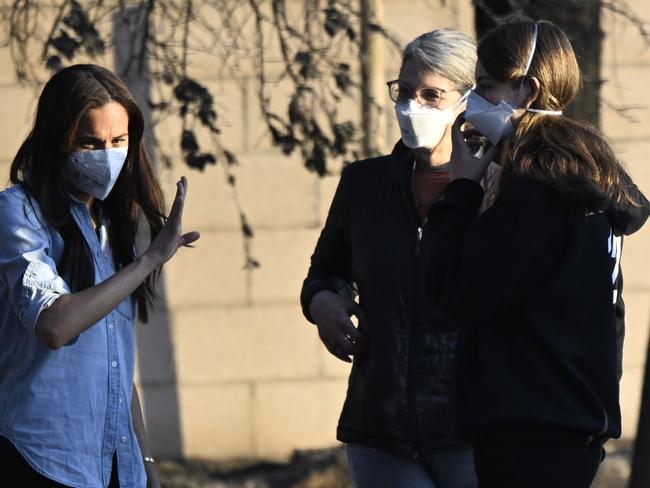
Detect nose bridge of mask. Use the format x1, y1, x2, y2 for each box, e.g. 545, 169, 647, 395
400, 97, 455, 124
395, 98, 452, 149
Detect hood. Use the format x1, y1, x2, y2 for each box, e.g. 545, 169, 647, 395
606, 170, 650, 236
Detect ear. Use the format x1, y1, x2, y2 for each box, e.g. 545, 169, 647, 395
521, 76, 541, 108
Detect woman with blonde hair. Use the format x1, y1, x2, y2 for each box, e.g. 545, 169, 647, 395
428, 17, 650, 487
301, 28, 479, 487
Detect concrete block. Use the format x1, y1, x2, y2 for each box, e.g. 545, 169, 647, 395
135, 302, 179, 385
454, 0, 477, 37
382, 0, 473, 47
0, 48, 21, 86
601, 65, 650, 141
621, 226, 650, 291
245, 76, 294, 154
318, 173, 343, 228
179, 383, 255, 460
0, 160, 10, 189
620, 365, 645, 439
181, 3, 286, 81
320, 345, 353, 379
151, 78, 247, 161
246, 75, 361, 157
171, 304, 321, 384
161, 147, 323, 232
0, 86, 37, 160
602, 4, 650, 66
622, 292, 650, 368
158, 155, 242, 231
253, 379, 347, 460
235, 152, 320, 229
617, 141, 650, 291
163, 229, 249, 308
616, 141, 650, 195
137, 383, 185, 459
250, 228, 322, 304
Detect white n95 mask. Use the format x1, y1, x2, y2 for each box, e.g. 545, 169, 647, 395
68, 146, 128, 200
464, 91, 517, 145
395, 92, 469, 150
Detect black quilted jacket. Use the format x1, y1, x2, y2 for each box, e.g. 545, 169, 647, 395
301, 141, 462, 457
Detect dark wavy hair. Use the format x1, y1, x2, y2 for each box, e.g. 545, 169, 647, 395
10, 64, 165, 322
479, 17, 639, 209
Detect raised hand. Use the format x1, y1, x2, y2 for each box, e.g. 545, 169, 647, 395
145, 176, 200, 266
449, 112, 500, 183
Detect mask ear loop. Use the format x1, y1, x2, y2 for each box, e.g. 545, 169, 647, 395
454, 84, 475, 109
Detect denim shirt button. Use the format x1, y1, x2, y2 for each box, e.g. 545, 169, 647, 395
120, 436, 127, 443
111, 361, 117, 368
108, 323, 114, 330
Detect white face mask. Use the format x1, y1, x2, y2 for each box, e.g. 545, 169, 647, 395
395, 92, 469, 150
67, 147, 128, 200
464, 91, 517, 145
464, 23, 562, 145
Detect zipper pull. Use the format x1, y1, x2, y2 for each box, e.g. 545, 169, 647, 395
415, 227, 423, 256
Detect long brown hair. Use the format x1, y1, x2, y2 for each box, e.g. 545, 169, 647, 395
479, 17, 638, 209
10, 64, 165, 322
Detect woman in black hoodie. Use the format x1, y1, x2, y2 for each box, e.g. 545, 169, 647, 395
428, 17, 650, 488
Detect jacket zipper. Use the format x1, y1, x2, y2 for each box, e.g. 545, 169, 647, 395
406, 163, 423, 458
407, 234, 421, 459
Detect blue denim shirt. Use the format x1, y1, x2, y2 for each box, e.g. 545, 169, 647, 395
0, 185, 146, 488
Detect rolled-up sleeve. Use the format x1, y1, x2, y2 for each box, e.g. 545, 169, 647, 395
0, 189, 70, 334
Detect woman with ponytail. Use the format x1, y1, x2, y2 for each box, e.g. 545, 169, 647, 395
427, 17, 650, 487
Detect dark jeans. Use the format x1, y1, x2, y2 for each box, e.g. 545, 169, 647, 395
346, 443, 478, 488
0, 435, 119, 487
472, 425, 605, 488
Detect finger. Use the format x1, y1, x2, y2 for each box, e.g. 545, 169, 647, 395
341, 332, 366, 354
481, 143, 500, 165
180, 231, 201, 247
325, 343, 352, 363
347, 301, 366, 324
340, 320, 364, 345
451, 111, 467, 148
346, 300, 362, 317
168, 177, 188, 224
335, 336, 365, 357
347, 340, 366, 355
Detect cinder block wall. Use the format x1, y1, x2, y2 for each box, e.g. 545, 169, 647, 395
0, 0, 648, 462
602, 0, 650, 440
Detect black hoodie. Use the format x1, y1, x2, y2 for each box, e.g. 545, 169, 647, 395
427, 174, 650, 438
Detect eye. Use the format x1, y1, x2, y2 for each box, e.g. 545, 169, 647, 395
420, 89, 443, 102
76, 141, 97, 150
112, 137, 128, 146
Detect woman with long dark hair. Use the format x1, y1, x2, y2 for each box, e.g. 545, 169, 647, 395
0, 64, 199, 487
428, 18, 650, 487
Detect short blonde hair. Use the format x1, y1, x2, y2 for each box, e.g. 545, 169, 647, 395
401, 28, 477, 90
